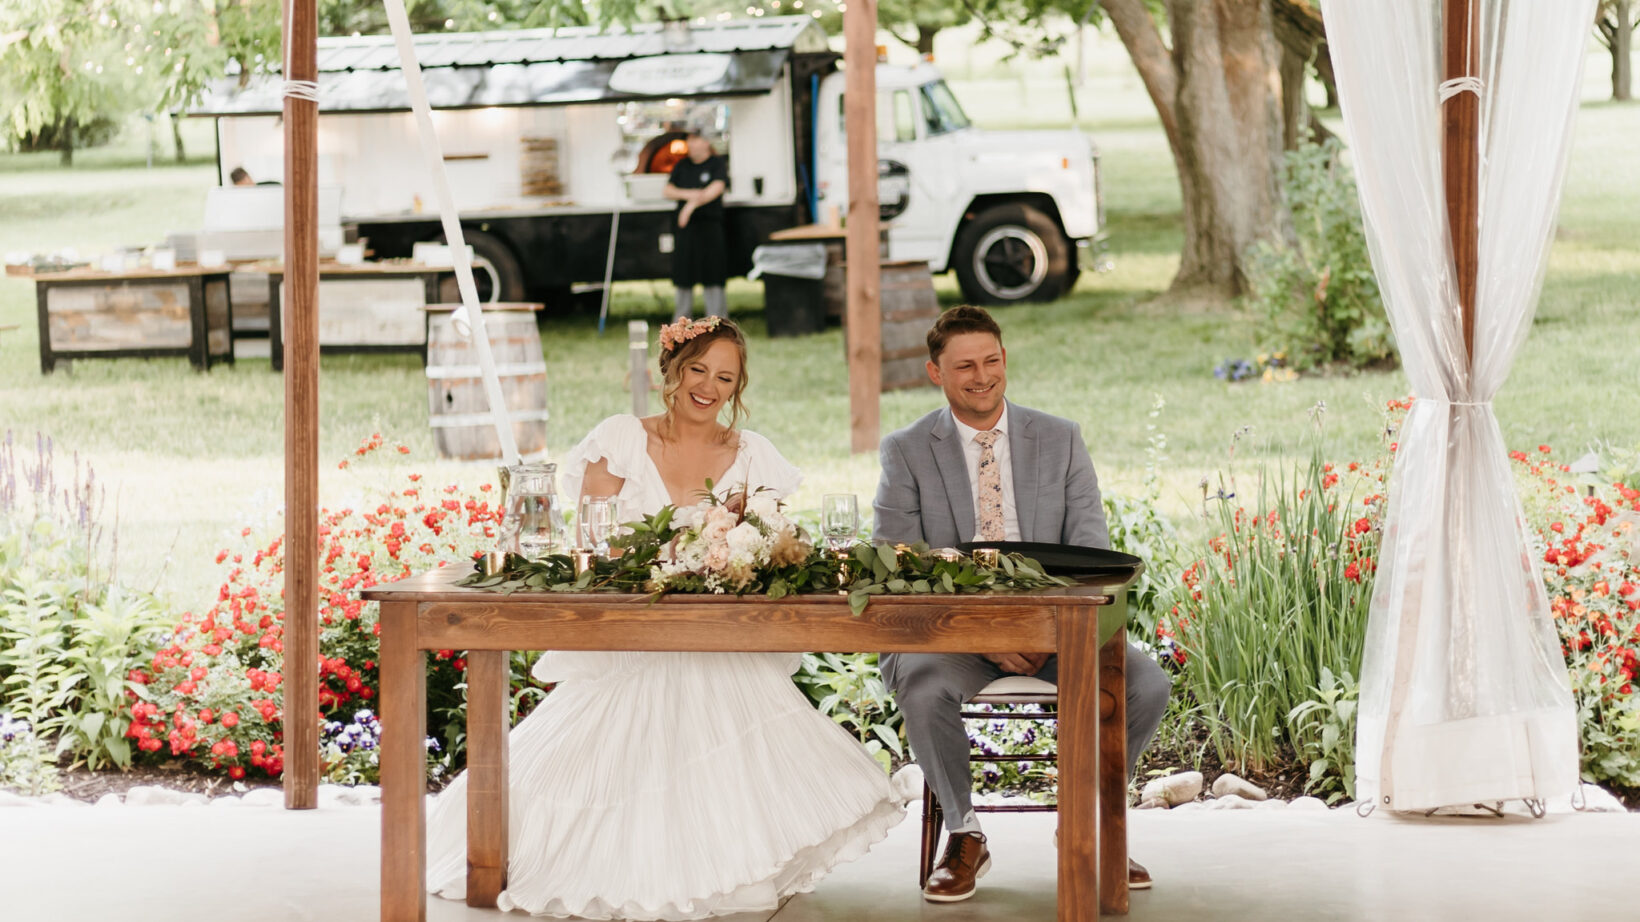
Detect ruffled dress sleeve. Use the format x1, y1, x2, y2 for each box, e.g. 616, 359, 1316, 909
730, 430, 804, 500
556, 415, 656, 516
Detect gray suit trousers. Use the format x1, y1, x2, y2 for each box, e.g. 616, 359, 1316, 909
881, 644, 1171, 831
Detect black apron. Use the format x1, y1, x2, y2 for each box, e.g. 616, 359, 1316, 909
668, 155, 729, 287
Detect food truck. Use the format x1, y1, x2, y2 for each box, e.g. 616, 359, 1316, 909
189, 16, 1106, 307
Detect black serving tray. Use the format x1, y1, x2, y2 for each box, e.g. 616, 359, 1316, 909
954, 541, 1144, 581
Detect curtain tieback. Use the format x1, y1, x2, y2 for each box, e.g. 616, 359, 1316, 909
1438, 76, 1484, 102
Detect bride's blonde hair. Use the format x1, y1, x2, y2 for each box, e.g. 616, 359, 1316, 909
657, 316, 749, 439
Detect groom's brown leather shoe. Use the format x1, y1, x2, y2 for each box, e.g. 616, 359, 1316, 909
1128, 858, 1153, 890
923, 831, 991, 902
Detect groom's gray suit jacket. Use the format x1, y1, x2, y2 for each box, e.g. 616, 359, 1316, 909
872, 401, 1169, 829
872, 401, 1109, 549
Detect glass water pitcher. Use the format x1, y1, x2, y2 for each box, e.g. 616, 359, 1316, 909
497, 462, 568, 560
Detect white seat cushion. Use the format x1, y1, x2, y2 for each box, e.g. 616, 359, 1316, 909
969, 675, 1058, 705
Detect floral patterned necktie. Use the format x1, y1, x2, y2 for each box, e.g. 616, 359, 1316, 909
974, 429, 1005, 541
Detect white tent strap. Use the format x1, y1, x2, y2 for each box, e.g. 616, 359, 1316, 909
425, 362, 548, 379
1438, 76, 1484, 103
382, 0, 522, 465
282, 80, 321, 102
430, 409, 552, 429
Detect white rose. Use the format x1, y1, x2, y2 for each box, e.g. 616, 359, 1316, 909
725, 521, 763, 557
746, 493, 781, 522
673, 503, 706, 529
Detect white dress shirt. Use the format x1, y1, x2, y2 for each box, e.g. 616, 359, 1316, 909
951, 405, 1021, 542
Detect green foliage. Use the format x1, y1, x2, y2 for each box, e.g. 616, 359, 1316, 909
793, 652, 903, 771
0, 712, 60, 795
463, 507, 1071, 616
0, 432, 171, 770
1164, 420, 1386, 773
1287, 666, 1358, 804
1244, 135, 1394, 371
1103, 395, 1179, 646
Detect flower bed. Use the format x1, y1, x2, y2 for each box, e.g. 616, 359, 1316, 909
123, 435, 514, 781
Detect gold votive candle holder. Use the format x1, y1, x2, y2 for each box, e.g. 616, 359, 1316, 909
971, 547, 1001, 569
571, 548, 595, 576
481, 551, 505, 577
931, 548, 964, 564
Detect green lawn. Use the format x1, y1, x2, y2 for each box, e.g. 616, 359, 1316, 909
2, 79, 1638, 612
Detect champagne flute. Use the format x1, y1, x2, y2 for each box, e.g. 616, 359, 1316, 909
578, 495, 620, 557
821, 493, 859, 555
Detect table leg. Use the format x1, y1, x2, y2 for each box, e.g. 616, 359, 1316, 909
1057, 603, 1101, 922
188, 276, 208, 371
379, 601, 427, 922
465, 650, 510, 906
268, 274, 284, 372
1098, 630, 1130, 915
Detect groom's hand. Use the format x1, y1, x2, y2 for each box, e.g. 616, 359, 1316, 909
984, 652, 1051, 676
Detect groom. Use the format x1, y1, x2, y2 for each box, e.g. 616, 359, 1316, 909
873, 305, 1171, 902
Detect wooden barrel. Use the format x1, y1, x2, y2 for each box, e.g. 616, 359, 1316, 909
877, 260, 940, 391
425, 305, 548, 460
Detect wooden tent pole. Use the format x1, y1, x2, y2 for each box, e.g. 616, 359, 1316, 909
844, 0, 882, 453
1443, 0, 1480, 365
282, 0, 320, 810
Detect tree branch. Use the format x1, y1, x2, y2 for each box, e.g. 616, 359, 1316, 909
1102, 0, 1181, 156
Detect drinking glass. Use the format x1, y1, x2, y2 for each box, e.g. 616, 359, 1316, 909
578, 495, 620, 557
821, 493, 859, 554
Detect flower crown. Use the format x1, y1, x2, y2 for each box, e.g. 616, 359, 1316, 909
658, 315, 723, 352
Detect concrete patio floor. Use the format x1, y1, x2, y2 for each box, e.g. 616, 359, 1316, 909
2, 800, 1636, 922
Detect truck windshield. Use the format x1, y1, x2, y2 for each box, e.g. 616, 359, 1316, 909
918, 80, 972, 136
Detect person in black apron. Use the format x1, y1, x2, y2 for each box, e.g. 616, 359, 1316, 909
664, 131, 729, 319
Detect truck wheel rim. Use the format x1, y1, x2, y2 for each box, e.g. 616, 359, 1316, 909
974, 226, 1048, 300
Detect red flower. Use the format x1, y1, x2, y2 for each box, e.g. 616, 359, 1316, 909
1538, 444, 1552, 454
228, 766, 246, 780
1345, 561, 1362, 582
221, 712, 240, 728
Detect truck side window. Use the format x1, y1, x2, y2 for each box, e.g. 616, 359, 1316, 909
918, 80, 973, 137
891, 91, 917, 143
838, 92, 918, 144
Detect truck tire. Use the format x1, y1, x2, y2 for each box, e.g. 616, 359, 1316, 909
952, 204, 1072, 305
435, 228, 525, 304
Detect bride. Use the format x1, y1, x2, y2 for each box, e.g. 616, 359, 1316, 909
426, 316, 906, 919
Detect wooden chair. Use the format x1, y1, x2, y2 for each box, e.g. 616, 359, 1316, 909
918, 674, 1059, 887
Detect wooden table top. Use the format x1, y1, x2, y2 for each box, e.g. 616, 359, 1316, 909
19, 264, 233, 282
361, 565, 1130, 654
245, 259, 448, 277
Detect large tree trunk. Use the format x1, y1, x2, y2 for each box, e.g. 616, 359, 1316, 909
1106, 0, 1290, 295
1615, 2, 1633, 101
916, 24, 938, 57
172, 114, 188, 163
59, 116, 75, 167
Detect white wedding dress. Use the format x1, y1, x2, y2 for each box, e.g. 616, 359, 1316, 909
426, 415, 906, 919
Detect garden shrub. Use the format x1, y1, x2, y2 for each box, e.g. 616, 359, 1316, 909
1104, 397, 1180, 647
0, 712, 59, 795
0, 432, 170, 772
1244, 135, 1394, 371
1513, 445, 1640, 789
125, 434, 526, 781
1163, 404, 1396, 791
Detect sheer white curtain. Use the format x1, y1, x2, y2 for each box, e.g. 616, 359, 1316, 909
1320, 0, 1595, 812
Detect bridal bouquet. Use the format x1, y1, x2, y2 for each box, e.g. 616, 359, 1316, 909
650, 489, 813, 593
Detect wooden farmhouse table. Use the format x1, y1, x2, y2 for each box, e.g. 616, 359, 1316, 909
361, 567, 1136, 921
25, 265, 234, 373
245, 260, 446, 370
